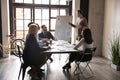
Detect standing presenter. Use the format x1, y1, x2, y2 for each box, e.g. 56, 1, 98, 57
69, 10, 88, 40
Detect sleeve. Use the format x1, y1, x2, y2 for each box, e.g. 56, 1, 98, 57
74, 38, 84, 50
69, 23, 76, 27
49, 32, 55, 40
38, 33, 43, 40
39, 46, 50, 51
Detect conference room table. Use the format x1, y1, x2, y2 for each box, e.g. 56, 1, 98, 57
43, 40, 80, 54
41, 40, 80, 80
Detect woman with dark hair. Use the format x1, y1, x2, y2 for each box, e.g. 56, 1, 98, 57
69, 10, 88, 40
63, 28, 94, 70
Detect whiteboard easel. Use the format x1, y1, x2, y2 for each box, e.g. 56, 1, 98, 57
55, 16, 72, 42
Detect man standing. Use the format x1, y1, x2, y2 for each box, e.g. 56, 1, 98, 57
69, 10, 88, 40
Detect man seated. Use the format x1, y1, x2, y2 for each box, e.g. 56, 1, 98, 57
38, 25, 55, 62
38, 25, 55, 40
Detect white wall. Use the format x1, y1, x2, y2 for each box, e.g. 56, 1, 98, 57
72, 0, 105, 56
71, 0, 80, 44
1, 0, 10, 55
103, 0, 120, 59
89, 0, 105, 56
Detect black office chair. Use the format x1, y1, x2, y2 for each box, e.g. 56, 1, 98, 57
17, 45, 30, 80
73, 47, 96, 76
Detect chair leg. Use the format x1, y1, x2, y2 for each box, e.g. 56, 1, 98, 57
83, 62, 90, 71
83, 62, 93, 74
22, 64, 27, 80
73, 63, 78, 74
87, 64, 93, 74
82, 62, 94, 79
74, 62, 82, 75
74, 62, 94, 79
18, 63, 23, 80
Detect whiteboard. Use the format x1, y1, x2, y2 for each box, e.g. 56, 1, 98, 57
55, 16, 72, 42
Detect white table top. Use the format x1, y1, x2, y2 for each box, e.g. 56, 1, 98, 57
44, 40, 79, 54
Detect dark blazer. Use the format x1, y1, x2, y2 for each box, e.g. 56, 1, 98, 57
38, 31, 55, 40
23, 34, 48, 66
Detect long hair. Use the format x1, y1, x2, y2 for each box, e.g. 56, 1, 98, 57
28, 24, 39, 36
28, 22, 34, 27
83, 28, 93, 44
28, 22, 40, 30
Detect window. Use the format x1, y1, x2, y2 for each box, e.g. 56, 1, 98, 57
14, 0, 23, 3
10, 0, 69, 39
34, 0, 49, 4
14, 0, 32, 3
14, 8, 31, 39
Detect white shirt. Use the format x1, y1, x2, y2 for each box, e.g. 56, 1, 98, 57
76, 17, 82, 27
75, 17, 88, 37
76, 17, 82, 36
74, 38, 94, 51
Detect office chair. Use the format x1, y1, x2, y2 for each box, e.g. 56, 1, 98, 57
17, 45, 30, 80
73, 47, 96, 76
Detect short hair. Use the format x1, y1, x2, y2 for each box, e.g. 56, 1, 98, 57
41, 25, 46, 28
77, 10, 84, 16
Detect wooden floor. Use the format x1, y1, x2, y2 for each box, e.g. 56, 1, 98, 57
0, 54, 120, 80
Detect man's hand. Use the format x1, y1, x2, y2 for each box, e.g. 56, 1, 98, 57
47, 46, 51, 49
68, 22, 76, 27
68, 22, 72, 26
43, 38, 49, 41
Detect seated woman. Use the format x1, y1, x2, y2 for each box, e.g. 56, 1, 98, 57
62, 28, 94, 70
23, 23, 50, 77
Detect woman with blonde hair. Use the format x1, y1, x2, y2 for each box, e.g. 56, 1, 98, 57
23, 23, 50, 79
25, 23, 40, 42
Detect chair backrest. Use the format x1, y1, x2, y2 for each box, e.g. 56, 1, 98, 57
80, 47, 96, 62
17, 45, 23, 63
84, 47, 96, 54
